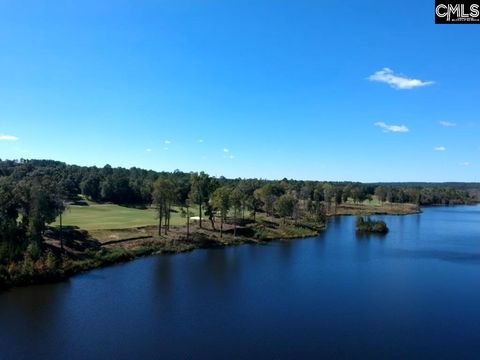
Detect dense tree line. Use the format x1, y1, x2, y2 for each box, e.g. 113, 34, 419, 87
1, 158, 478, 262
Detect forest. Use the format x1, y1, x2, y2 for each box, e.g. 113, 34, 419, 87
0, 158, 478, 286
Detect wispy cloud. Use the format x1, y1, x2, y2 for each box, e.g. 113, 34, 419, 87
145, 148, 152, 153
197, 139, 204, 143
223, 148, 229, 153
368, 68, 434, 90
434, 146, 446, 151
439, 121, 456, 127
460, 162, 470, 166
222, 152, 235, 160
164, 140, 171, 144
374, 122, 409, 133
0, 134, 19, 141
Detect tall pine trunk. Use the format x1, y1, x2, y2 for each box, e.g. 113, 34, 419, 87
186, 205, 190, 240
220, 211, 224, 238
158, 206, 163, 235
233, 208, 237, 237
167, 203, 171, 230
164, 201, 168, 235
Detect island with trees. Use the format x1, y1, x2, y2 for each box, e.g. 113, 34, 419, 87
1, 159, 478, 289
356, 216, 389, 234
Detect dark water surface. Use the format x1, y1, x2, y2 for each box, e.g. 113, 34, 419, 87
1, 206, 480, 359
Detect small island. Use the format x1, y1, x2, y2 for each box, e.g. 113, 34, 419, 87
356, 216, 389, 234
3, 159, 479, 290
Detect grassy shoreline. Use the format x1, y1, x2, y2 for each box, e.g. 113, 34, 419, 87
329, 202, 420, 216
1, 202, 420, 291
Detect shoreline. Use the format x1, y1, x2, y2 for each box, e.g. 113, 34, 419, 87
1, 202, 421, 291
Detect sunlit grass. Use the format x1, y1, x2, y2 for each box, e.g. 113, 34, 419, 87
52, 202, 190, 230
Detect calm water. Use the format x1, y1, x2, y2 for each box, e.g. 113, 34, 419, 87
1, 206, 480, 360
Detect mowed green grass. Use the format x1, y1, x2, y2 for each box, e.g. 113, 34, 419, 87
52, 202, 189, 231
51, 196, 385, 231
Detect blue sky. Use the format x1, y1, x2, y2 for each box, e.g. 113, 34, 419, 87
0, 0, 478, 182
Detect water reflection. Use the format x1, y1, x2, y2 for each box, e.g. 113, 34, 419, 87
0, 282, 68, 358
204, 249, 241, 288
277, 239, 296, 264
154, 255, 174, 300
1, 206, 480, 360
388, 248, 480, 264
355, 232, 387, 240
332, 216, 342, 225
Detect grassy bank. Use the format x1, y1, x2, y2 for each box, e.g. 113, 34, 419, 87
1, 200, 419, 290
53, 198, 419, 232
331, 202, 420, 216
0, 218, 322, 289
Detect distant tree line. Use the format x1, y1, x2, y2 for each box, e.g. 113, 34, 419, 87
1, 158, 478, 261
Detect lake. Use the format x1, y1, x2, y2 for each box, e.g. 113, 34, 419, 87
1, 206, 479, 359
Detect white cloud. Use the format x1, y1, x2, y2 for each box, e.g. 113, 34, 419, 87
461, 162, 470, 166
223, 148, 229, 152
0, 134, 19, 141
374, 122, 409, 133
146, 148, 152, 153
368, 68, 434, 89
434, 146, 446, 151
439, 121, 456, 127
164, 140, 171, 144
197, 139, 204, 143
